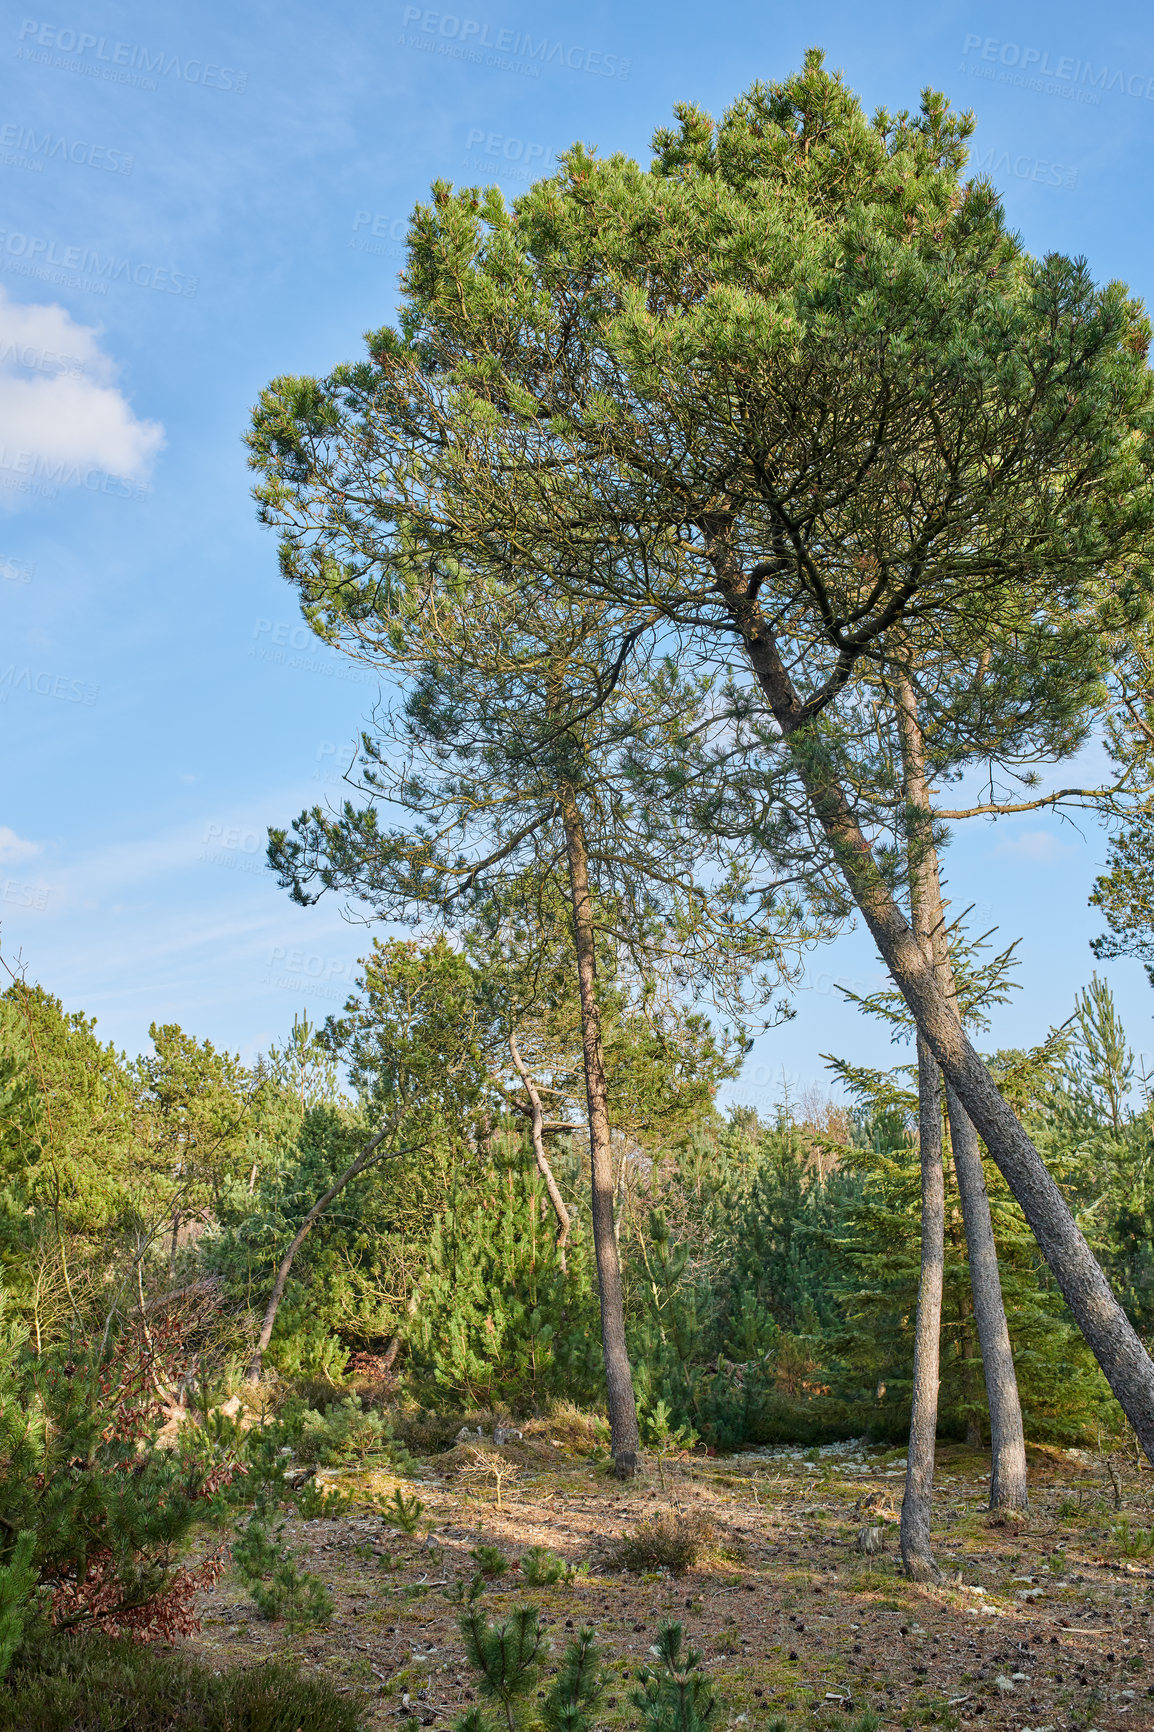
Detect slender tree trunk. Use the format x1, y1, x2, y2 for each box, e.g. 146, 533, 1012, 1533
893, 665, 1030, 1510
509, 1034, 572, 1271
560, 785, 641, 1478
945, 1082, 1029, 1505
733, 607, 1154, 1458
902, 1031, 945, 1581
245, 1115, 406, 1383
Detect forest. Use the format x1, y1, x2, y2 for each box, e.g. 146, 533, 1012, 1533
6, 49, 1154, 1732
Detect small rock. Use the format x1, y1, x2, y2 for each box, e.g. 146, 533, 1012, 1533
493, 1427, 523, 1445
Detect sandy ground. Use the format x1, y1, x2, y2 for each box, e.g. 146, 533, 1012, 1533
185, 1434, 1154, 1731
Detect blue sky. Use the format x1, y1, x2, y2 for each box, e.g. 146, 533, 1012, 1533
5, 0, 1154, 1106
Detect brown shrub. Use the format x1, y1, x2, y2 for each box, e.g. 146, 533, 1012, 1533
598, 1510, 713, 1576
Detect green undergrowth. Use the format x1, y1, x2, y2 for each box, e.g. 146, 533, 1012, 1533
0, 1628, 362, 1731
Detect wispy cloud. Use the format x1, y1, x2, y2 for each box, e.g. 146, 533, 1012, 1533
0, 826, 41, 864
992, 829, 1079, 866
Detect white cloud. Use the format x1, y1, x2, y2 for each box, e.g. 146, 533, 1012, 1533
0, 290, 164, 490
0, 826, 41, 864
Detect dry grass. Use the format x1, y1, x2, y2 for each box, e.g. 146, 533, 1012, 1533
524, 1401, 610, 1453
598, 1509, 714, 1576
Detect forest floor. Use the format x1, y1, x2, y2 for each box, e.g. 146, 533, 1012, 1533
186, 1429, 1154, 1732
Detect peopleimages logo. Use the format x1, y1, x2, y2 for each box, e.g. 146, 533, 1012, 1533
399, 7, 630, 79
0, 446, 148, 500
0, 122, 134, 173
350, 211, 407, 259
0, 337, 86, 376
461, 127, 553, 185
15, 19, 248, 92
465, 127, 548, 164
0, 230, 197, 296
0, 664, 98, 705
969, 145, 1078, 189
249, 618, 374, 685
961, 33, 1154, 101
1, 877, 48, 911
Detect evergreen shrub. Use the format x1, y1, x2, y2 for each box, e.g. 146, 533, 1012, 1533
0, 1631, 361, 1731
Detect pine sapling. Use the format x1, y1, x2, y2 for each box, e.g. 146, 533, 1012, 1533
452, 1606, 604, 1732
443, 1572, 486, 1606
232, 1513, 334, 1629
520, 1545, 573, 1586
387, 1487, 426, 1534
294, 1479, 356, 1520
631, 1623, 717, 1732
541, 1625, 603, 1732
457, 1603, 546, 1732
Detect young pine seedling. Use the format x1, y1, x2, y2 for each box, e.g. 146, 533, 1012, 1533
452, 1602, 603, 1732
232, 1513, 334, 1630
387, 1487, 426, 1534
520, 1546, 573, 1587
631, 1622, 716, 1732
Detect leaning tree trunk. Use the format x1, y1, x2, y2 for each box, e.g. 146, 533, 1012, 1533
560, 786, 641, 1478
901, 1032, 945, 1581
894, 665, 1030, 1510
245, 1116, 404, 1383
944, 1083, 1029, 1506
733, 606, 1154, 1459
509, 1034, 572, 1271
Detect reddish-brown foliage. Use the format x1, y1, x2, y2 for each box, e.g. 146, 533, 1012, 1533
49, 1549, 227, 1642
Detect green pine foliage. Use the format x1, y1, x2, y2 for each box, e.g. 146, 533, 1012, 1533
409, 1140, 602, 1411
0, 1532, 36, 1682
826, 1100, 1114, 1444
231, 1513, 334, 1628
0, 946, 1148, 1464
449, 1602, 718, 1732
0, 1311, 241, 1641
453, 1603, 605, 1732
631, 1623, 717, 1732
541, 1624, 602, 1732
458, 1602, 548, 1732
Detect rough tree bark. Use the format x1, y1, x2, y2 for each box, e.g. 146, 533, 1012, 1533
894, 667, 1030, 1510
560, 785, 641, 1478
509, 1033, 572, 1271
901, 1030, 945, 1581
245, 1115, 406, 1383
727, 587, 1154, 1458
